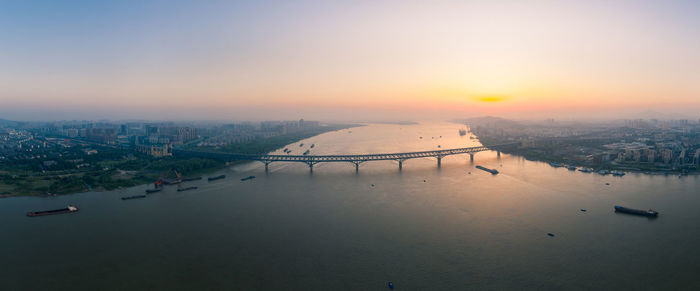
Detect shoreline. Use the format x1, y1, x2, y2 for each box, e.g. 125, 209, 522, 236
1, 124, 360, 199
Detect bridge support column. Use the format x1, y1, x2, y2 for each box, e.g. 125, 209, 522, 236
354, 162, 359, 173
469, 153, 474, 162
437, 156, 442, 168
398, 160, 403, 171
309, 163, 314, 172
264, 161, 270, 172
497, 151, 501, 158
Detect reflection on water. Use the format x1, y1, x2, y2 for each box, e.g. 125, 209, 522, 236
2, 122, 700, 290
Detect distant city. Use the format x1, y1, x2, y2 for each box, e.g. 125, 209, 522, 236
465, 117, 700, 173
0, 118, 337, 197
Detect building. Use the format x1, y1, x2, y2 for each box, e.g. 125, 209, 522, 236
135, 143, 172, 157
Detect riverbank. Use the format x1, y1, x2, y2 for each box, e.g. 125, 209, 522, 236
476, 134, 698, 175
0, 124, 359, 198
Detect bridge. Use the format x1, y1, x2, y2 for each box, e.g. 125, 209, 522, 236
173, 142, 520, 172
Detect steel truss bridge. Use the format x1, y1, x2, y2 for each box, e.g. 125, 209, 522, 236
173, 143, 520, 172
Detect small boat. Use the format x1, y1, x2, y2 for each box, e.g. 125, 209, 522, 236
241, 175, 256, 181
597, 170, 610, 175
299, 143, 304, 147
303, 150, 310, 155
567, 165, 576, 171
27, 205, 79, 217
208, 175, 226, 181
459, 129, 467, 136
310, 144, 315, 148
388, 282, 394, 289
578, 168, 593, 173
476, 165, 499, 175
177, 186, 198, 192
181, 176, 202, 182
549, 162, 563, 168
121, 195, 147, 200
611, 170, 625, 176
614, 205, 658, 217
145, 188, 162, 194
437, 145, 441, 148
547, 233, 555, 237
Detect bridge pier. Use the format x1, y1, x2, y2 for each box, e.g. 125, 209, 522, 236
469, 153, 474, 162
264, 161, 270, 172
497, 151, 501, 158
437, 156, 442, 168
398, 160, 403, 171
352, 161, 360, 173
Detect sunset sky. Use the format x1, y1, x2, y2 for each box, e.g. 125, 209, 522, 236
1, 0, 699, 121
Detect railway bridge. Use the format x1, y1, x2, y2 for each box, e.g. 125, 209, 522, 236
173, 142, 520, 172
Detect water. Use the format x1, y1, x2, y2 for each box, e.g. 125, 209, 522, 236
2, 122, 700, 290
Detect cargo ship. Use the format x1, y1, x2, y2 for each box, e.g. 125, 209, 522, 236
145, 188, 162, 194
476, 165, 499, 175
614, 205, 658, 217
27, 205, 79, 217
241, 175, 256, 181
122, 195, 146, 200
208, 175, 226, 181
177, 186, 198, 192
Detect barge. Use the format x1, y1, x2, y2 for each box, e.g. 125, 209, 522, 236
122, 195, 147, 200
241, 175, 256, 181
614, 205, 658, 217
208, 175, 226, 181
476, 165, 499, 175
177, 186, 198, 192
27, 205, 79, 217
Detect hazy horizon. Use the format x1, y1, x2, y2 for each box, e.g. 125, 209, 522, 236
2, 0, 699, 121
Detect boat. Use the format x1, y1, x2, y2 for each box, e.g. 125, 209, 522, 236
27, 205, 79, 217
476, 165, 499, 175
611, 170, 625, 176
177, 186, 198, 192
549, 162, 563, 168
310, 144, 315, 148
299, 143, 304, 147
145, 188, 162, 194
241, 175, 256, 181
388, 282, 394, 289
578, 168, 593, 173
614, 205, 658, 217
121, 195, 147, 200
181, 176, 202, 182
208, 175, 226, 181
303, 149, 310, 155
597, 170, 610, 175
437, 145, 441, 148
459, 129, 467, 136
567, 165, 577, 171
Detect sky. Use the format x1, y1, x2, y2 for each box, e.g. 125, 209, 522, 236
1, 0, 699, 121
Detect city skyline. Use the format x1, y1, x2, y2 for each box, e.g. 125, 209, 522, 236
1, 0, 700, 121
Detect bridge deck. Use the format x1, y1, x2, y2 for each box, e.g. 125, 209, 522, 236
173, 143, 518, 164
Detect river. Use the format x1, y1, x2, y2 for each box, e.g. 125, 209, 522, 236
2, 122, 699, 290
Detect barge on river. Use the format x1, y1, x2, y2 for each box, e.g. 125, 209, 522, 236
476, 165, 499, 175
614, 205, 658, 217
27, 205, 79, 217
